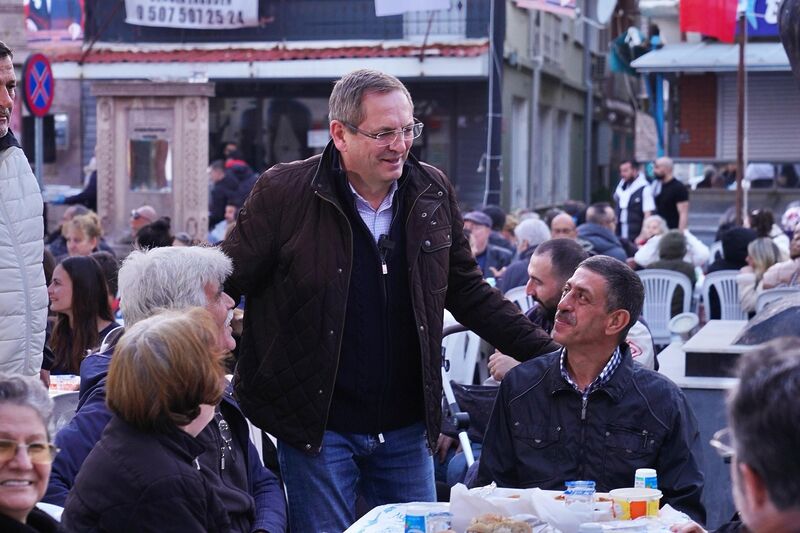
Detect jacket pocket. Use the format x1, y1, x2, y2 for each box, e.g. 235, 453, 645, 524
421, 226, 452, 294
511, 423, 564, 485
602, 424, 661, 481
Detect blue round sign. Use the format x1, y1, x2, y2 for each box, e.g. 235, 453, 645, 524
23, 53, 54, 118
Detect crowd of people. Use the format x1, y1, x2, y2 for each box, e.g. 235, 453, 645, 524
1, 30, 799, 533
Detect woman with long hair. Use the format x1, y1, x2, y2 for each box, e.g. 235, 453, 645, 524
47, 256, 118, 375
737, 237, 782, 315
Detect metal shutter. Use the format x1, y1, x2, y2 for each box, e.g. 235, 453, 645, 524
717, 73, 800, 161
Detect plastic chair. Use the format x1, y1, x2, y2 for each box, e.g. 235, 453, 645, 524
504, 285, 533, 313
50, 391, 80, 437
756, 287, 800, 313
702, 270, 747, 321
637, 269, 693, 346
441, 323, 482, 385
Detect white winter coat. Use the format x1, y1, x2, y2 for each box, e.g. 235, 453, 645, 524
0, 144, 47, 376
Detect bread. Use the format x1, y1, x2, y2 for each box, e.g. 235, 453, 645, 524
465, 514, 533, 533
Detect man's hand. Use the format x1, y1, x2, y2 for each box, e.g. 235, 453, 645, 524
670, 522, 706, 533
488, 351, 520, 381
436, 433, 460, 464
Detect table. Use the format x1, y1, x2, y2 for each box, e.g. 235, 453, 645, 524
346, 502, 448, 533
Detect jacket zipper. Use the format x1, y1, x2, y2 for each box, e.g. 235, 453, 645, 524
578, 393, 589, 479
314, 190, 353, 452
404, 182, 441, 450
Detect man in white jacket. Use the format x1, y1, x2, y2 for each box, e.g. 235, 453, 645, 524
0, 41, 47, 376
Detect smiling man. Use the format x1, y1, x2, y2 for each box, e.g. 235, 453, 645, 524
0, 41, 47, 378
475, 255, 706, 523
222, 69, 556, 532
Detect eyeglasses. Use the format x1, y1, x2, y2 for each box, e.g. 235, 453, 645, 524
710, 427, 735, 463
0, 439, 59, 464
343, 120, 424, 147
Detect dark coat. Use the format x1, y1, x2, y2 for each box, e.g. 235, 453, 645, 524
474, 345, 706, 524
221, 141, 558, 453
46, 331, 286, 533
578, 223, 628, 262
61, 417, 232, 533
209, 174, 240, 228
0, 508, 58, 532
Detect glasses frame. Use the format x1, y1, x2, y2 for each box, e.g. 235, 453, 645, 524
710, 427, 735, 464
0, 439, 59, 465
342, 120, 424, 146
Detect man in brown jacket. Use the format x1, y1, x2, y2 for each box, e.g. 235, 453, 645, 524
222, 69, 557, 532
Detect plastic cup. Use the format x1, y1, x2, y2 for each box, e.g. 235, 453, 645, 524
609, 487, 662, 519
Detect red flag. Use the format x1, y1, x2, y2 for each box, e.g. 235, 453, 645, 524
680, 0, 738, 43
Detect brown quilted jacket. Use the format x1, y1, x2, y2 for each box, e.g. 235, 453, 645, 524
222, 142, 558, 453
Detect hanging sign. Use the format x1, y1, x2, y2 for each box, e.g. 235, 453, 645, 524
124, 0, 259, 29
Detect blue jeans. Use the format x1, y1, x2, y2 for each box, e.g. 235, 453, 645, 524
277, 421, 435, 533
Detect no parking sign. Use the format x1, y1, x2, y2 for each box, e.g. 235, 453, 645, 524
22, 53, 54, 117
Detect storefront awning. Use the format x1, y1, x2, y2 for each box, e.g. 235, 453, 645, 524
631, 42, 790, 73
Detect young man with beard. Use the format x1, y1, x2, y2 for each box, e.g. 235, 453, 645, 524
652, 157, 689, 230
475, 255, 705, 523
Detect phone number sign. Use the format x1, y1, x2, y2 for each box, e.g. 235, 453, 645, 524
124, 0, 258, 29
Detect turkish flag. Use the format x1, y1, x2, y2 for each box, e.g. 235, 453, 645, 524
680, 0, 738, 43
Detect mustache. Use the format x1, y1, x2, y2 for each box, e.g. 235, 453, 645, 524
225, 309, 234, 327
555, 310, 576, 326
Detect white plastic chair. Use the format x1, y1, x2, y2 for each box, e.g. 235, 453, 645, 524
702, 270, 747, 321
756, 287, 800, 313
441, 323, 482, 385
50, 391, 80, 437
637, 270, 693, 346
504, 285, 534, 313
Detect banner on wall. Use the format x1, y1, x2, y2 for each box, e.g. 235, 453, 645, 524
124, 0, 259, 29
514, 0, 577, 18
374, 0, 451, 17
24, 0, 84, 43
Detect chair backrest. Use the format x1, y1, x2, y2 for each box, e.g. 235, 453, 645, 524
756, 287, 800, 313
442, 325, 482, 385
637, 269, 693, 346
504, 285, 533, 313
702, 270, 747, 321
50, 391, 80, 437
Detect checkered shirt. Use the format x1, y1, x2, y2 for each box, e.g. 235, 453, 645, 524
560, 345, 623, 400
348, 180, 398, 243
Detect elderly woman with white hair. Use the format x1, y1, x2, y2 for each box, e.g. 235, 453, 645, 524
632, 215, 710, 268
0, 373, 58, 532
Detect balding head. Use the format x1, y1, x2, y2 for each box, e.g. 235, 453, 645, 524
654, 157, 674, 181
550, 213, 577, 240
586, 202, 617, 231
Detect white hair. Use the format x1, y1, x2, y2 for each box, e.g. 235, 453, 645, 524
119, 246, 233, 326
0, 373, 52, 427
514, 218, 551, 248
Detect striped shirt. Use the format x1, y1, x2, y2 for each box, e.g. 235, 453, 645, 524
348, 180, 398, 243
560, 345, 623, 401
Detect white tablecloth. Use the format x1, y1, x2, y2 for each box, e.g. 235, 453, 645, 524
345, 502, 448, 533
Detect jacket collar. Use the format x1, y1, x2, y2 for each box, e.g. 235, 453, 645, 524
548, 343, 634, 402
310, 140, 428, 204
108, 415, 206, 461
0, 129, 20, 152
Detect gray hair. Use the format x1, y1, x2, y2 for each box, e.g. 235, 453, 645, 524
119, 246, 232, 326
329, 69, 413, 126
642, 214, 668, 235
0, 373, 52, 427
730, 337, 800, 510
0, 41, 12, 60
514, 218, 551, 248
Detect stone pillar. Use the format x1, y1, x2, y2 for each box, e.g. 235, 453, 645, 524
91, 81, 215, 243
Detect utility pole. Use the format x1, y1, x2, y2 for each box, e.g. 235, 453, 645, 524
735, 12, 746, 226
